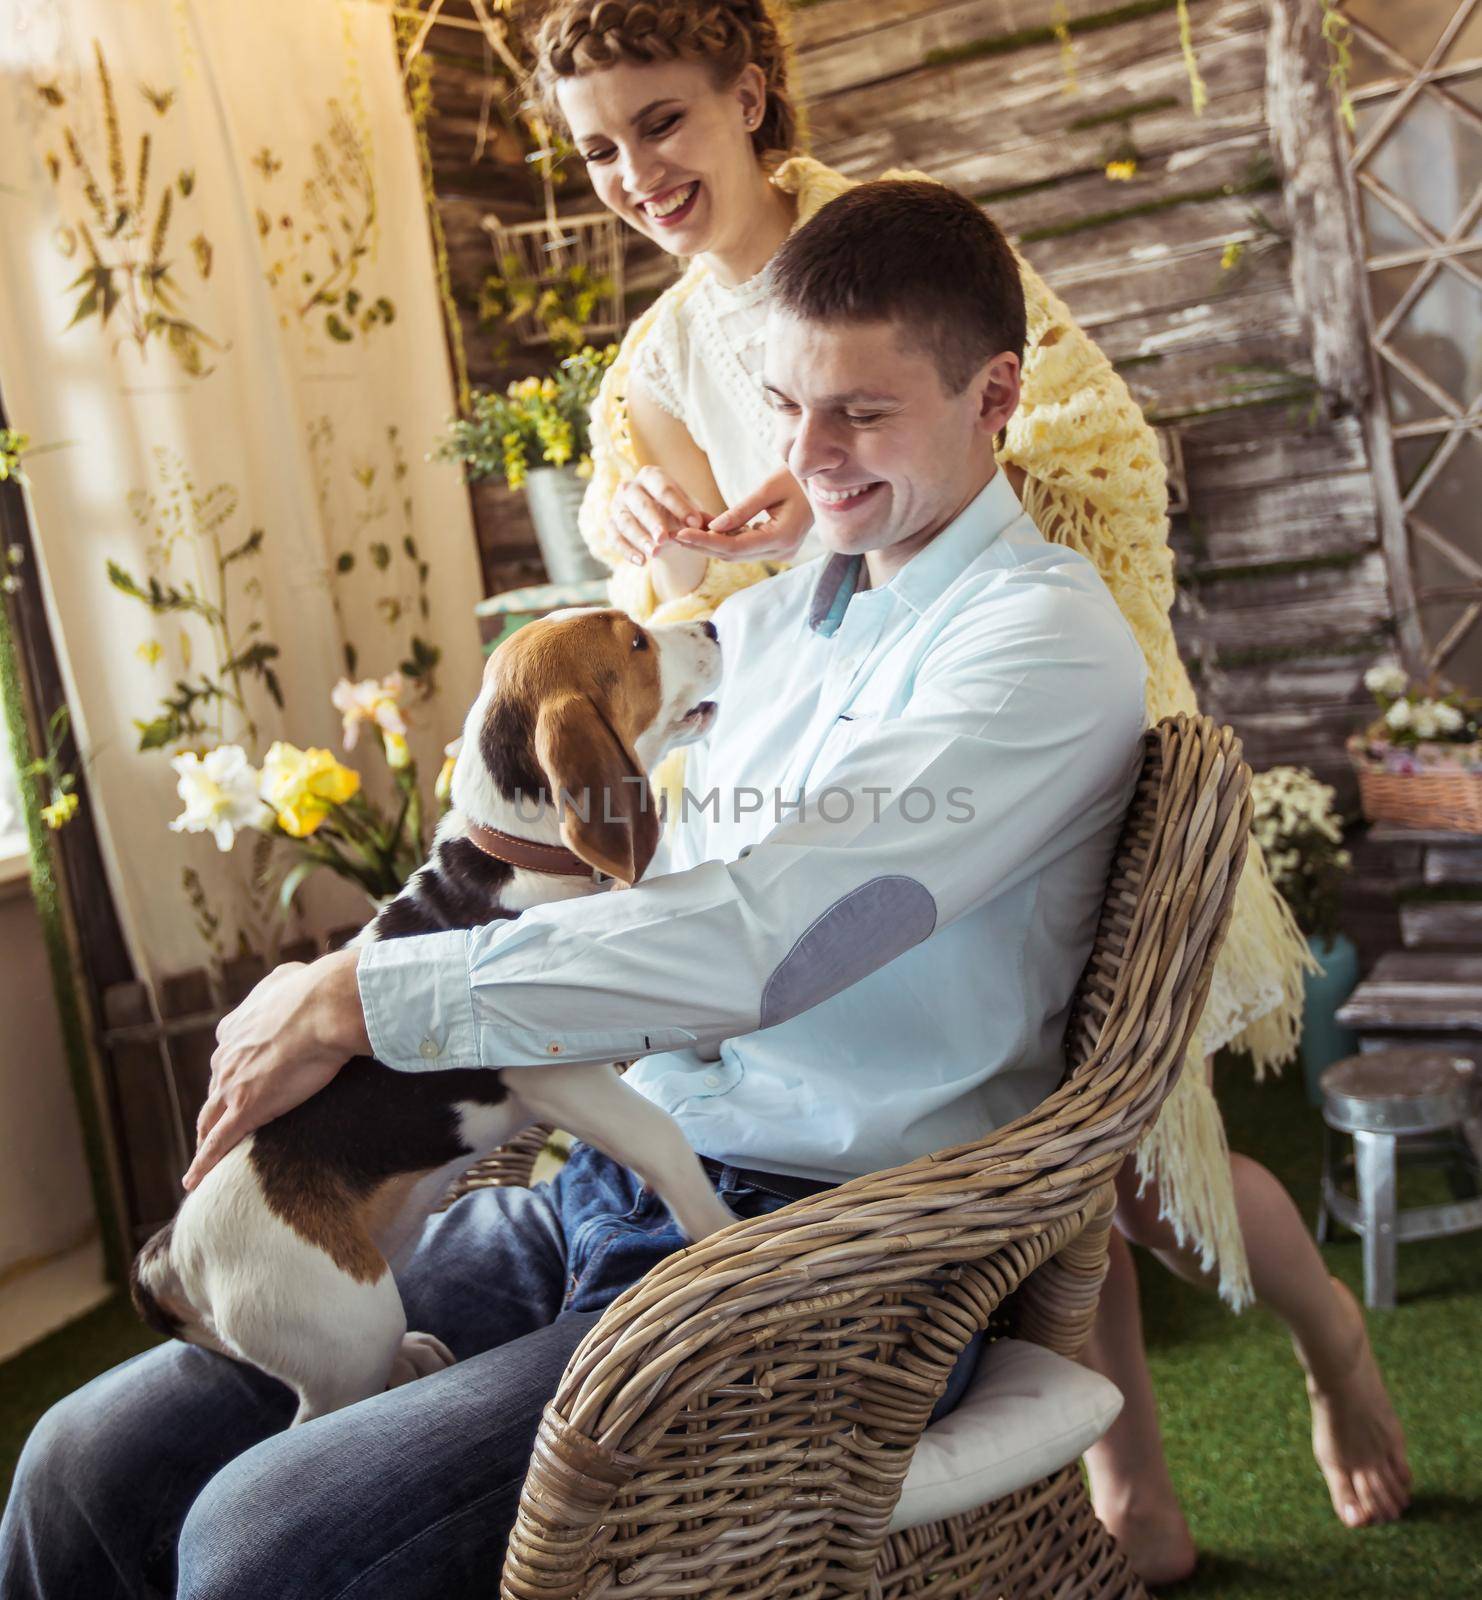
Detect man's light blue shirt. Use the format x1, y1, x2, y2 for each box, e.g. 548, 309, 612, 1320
359, 470, 1148, 1183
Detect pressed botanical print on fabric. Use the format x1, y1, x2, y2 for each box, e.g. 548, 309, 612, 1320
254, 100, 397, 347
0, 0, 483, 973
37, 42, 221, 376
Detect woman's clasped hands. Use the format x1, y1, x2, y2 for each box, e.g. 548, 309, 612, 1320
608, 463, 812, 576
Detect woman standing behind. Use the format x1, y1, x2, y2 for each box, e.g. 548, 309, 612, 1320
528, 0, 1410, 1575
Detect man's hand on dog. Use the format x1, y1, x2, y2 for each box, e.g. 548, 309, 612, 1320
184, 950, 370, 1191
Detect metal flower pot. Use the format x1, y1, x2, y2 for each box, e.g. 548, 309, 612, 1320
1299, 932, 1361, 1106
523, 465, 606, 585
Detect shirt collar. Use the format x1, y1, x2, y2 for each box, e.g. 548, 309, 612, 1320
806, 469, 1023, 636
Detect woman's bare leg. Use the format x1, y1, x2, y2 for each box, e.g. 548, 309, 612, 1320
1081, 1228, 1198, 1585
1112, 1149, 1412, 1529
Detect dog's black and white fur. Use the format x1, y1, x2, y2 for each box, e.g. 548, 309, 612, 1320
131, 609, 735, 1424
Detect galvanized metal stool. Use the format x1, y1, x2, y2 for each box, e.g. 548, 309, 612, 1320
1317, 1048, 1482, 1308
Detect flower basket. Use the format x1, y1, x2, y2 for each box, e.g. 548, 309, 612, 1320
1347, 734, 1482, 833
479, 210, 625, 347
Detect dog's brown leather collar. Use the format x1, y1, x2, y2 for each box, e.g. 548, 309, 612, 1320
463, 820, 594, 878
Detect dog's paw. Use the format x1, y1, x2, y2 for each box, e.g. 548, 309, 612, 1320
386, 1330, 457, 1389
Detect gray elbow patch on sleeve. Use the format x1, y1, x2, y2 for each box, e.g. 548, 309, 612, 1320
759, 876, 937, 1030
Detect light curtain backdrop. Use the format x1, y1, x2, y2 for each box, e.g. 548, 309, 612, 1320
0, 0, 484, 973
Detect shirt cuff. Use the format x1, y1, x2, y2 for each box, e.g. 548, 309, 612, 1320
357, 929, 480, 1071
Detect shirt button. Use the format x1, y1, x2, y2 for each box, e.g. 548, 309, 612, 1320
418, 1038, 441, 1060
704, 1072, 721, 1088
548, 1043, 563, 1055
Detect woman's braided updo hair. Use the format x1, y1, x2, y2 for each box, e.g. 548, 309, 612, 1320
527, 0, 803, 163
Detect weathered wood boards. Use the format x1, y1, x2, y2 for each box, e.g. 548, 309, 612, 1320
420, 0, 1394, 813
1339, 951, 1482, 1036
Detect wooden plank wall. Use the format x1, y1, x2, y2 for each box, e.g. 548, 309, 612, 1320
419, 0, 1396, 806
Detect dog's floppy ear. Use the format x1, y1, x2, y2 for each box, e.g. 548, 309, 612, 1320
533, 694, 659, 886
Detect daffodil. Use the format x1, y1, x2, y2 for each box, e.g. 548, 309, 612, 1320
41, 791, 78, 830
383, 730, 411, 770
331, 673, 407, 752
169, 745, 271, 851
260, 741, 360, 838
434, 736, 462, 803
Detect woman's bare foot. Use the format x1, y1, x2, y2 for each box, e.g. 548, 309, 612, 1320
1296, 1276, 1412, 1527
1083, 1229, 1199, 1587
1097, 1494, 1197, 1588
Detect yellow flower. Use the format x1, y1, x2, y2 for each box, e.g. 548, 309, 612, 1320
435, 736, 462, 804
136, 640, 164, 666
1220, 240, 1245, 271
260, 741, 360, 838
382, 730, 411, 770
41, 791, 78, 829
503, 428, 527, 489
539, 414, 574, 467
1104, 159, 1137, 182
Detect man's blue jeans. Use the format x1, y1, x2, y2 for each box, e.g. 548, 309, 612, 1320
2, 1143, 982, 1599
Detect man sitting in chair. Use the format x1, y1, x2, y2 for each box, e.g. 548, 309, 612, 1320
2, 182, 1146, 1598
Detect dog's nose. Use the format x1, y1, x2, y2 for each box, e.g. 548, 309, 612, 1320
699, 620, 718, 641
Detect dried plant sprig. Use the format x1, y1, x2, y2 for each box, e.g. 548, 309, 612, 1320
1177, 0, 1208, 116
97, 41, 126, 210
1052, 1, 1078, 96
1320, 0, 1357, 133
64, 127, 108, 229
134, 131, 151, 221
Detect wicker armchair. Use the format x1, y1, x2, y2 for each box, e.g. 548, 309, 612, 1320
487, 713, 1251, 1600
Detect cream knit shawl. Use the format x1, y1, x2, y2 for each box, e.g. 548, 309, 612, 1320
577, 155, 1315, 1306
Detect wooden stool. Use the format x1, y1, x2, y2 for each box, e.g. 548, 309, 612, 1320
1318, 1049, 1482, 1308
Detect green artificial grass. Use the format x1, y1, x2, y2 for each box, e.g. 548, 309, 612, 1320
1153, 1058, 1482, 1596
1, 1292, 159, 1499
1, 1065, 1479, 1593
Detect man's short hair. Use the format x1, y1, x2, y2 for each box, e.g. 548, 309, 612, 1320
767, 180, 1026, 395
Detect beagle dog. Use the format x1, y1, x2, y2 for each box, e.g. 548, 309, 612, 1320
131, 609, 735, 1424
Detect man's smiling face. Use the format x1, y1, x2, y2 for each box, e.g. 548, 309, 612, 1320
762, 310, 1020, 579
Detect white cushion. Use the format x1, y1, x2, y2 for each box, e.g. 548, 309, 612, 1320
888, 1338, 1124, 1533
